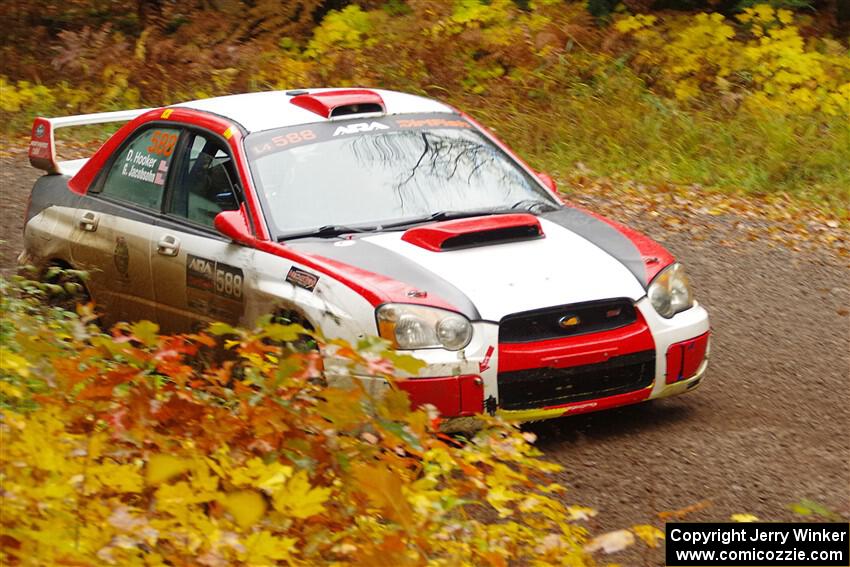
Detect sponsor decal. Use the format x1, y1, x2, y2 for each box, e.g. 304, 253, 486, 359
285, 267, 319, 292
395, 118, 471, 129
478, 345, 495, 373
34, 124, 46, 138
120, 129, 178, 186
187, 254, 243, 301
250, 129, 317, 156
332, 121, 389, 137
154, 159, 169, 186
113, 237, 130, 279
29, 140, 50, 158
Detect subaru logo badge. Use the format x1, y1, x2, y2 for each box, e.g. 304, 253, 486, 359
558, 315, 580, 329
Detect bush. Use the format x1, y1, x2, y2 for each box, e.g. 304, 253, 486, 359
1, 277, 624, 565
1, 1, 847, 204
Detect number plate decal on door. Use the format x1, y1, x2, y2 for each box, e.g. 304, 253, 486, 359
186, 254, 244, 319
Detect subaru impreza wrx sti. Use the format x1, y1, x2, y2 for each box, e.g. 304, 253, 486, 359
22, 88, 710, 422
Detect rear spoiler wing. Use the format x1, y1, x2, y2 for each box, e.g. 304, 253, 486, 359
29, 109, 153, 174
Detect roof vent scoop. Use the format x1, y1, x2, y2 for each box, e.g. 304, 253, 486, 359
402, 214, 544, 252
290, 89, 386, 118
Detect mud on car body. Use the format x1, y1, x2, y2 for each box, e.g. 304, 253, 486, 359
21, 88, 710, 423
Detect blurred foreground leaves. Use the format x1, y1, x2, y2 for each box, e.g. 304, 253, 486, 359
0, 276, 612, 565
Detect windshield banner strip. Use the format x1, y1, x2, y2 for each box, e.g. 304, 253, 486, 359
247, 113, 472, 159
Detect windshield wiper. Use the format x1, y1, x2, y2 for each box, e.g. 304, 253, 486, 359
279, 201, 561, 240
509, 199, 560, 213
382, 209, 508, 230
278, 224, 375, 241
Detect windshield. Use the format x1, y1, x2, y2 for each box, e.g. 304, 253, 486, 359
246, 113, 558, 236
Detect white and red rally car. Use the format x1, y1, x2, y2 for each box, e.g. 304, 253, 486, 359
22, 88, 710, 422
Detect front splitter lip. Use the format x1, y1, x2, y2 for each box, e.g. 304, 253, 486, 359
494, 361, 709, 423
495, 385, 654, 423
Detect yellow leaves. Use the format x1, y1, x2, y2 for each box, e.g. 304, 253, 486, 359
565, 505, 597, 521
0, 276, 599, 566
147, 455, 192, 485
227, 456, 293, 490
272, 470, 332, 520
731, 513, 760, 522
307, 4, 376, 57
632, 524, 665, 547
615, 14, 657, 33
223, 490, 267, 529
487, 485, 525, 517
0, 379, 23, 398
0, 347, 31, 377
241, 531, 297, 564
130, 320, 159, 346
614, 4, 850, 115
90, 460, 144, 493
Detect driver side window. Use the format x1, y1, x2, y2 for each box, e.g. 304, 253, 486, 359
168, 132, 240, 228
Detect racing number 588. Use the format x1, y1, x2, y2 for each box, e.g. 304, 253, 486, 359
147, 130, 178, 157
215, 268, 243, 299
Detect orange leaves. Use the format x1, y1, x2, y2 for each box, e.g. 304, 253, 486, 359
353, 463, 418, 531
76, 367, 139, 400
0, 282, 600, 565
658, 499, 713, 521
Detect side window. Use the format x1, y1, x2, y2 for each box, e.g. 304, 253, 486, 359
100, 128, 179, 209
168, 132, 240, 228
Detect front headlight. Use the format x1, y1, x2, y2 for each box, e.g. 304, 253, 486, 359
376, 304, 473, 350
648, 263, 694, 318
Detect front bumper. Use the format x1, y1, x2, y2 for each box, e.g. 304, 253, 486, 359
333, 299, 711, 422
497, 351, 709, 423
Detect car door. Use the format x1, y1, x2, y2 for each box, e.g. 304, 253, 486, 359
70, 125, 180, 326
150, 128, 256, 333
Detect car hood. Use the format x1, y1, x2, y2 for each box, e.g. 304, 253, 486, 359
289, 216, 647, 321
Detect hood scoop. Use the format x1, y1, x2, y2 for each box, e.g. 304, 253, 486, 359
401, 213, 544, 252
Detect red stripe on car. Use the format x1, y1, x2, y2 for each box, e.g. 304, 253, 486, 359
498, 311, 655, 373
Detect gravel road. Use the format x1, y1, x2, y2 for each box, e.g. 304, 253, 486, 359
1, 155, 848, 564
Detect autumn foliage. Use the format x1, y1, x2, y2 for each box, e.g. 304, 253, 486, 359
1, 1, 848, 205
1, 277, 648, 565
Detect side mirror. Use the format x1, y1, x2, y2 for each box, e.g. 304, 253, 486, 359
537, 172, 557, 192
214, 207, 253, 245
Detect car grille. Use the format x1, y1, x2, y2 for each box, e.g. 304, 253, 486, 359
497, 350, 655, 411
498, 298, 636, 343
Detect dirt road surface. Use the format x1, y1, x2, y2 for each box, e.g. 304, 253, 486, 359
2, 155, 848, 564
